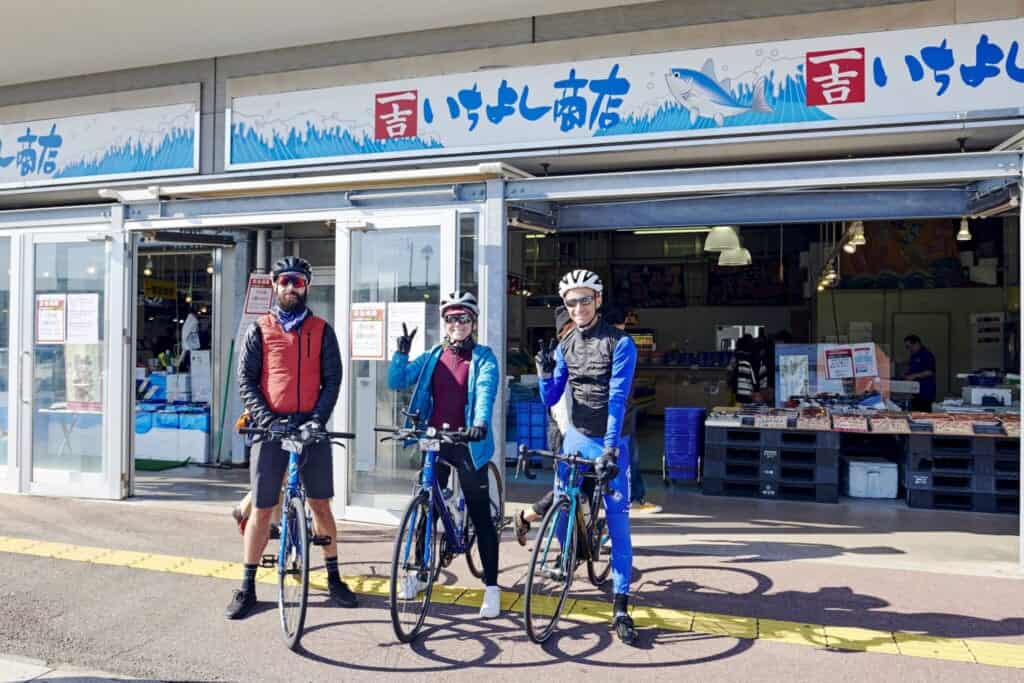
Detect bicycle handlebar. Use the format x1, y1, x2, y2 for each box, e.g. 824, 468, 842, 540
239, 426, 355, 440
374, 424, 472, 444
516, 445, 601, 480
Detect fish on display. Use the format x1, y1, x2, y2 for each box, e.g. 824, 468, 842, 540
665, 58, 773, 126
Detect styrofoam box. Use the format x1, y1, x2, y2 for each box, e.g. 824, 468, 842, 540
179, 429, 209, 464
962, 386, 1012, 406
135, 427, 181, 461
845, 457, 898, 499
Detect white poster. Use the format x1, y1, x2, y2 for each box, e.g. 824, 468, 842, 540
826, 348, 855, 380
36, 294, 66, 344
387, 302, 427, 358
66, 293, 100, 344
190, 350, 213, 403
351, 303, 387, 360
236, 273, 275, 338
778, 354, 809, 405
852, 343, 879, 378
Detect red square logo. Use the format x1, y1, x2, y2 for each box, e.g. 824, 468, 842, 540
374, 90, 418, 140
805, 48, 865, 106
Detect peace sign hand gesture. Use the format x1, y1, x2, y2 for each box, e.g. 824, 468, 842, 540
397, 323, 418, 355
535, 338, 558, 375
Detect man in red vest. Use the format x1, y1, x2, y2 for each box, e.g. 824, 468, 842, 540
226, 256, 356, 619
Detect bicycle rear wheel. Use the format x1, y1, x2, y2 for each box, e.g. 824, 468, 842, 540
524, 497, 576, 644
466, 461, 503, 579
390, 492, 438, 643
278, 495, 310, 650
586, 491, 612, 587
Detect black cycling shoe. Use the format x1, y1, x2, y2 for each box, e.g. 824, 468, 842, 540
269, 523, 281, 540
329, 580, 359, 608
225, 589, 257, 620
613, 613, 639, 646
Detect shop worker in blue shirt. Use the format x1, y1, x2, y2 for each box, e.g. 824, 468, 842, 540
903, 334, 937, 412
535, 268, 639, 645
387, 291, 502, 619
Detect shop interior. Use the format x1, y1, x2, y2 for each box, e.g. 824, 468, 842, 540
134, 246, 217, 479
505, 207, 1020, 513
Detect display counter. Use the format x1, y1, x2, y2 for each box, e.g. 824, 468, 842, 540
635, 366, 730, 415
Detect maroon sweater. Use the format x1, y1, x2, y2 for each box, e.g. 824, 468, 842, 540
429, 345, 472, 430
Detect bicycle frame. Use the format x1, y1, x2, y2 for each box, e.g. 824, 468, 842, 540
410, 448, 470, 575
278, 446, 306, 572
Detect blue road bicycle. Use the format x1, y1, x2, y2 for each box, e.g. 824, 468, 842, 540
516, 446, 611, 644
240, 423, 354, 650
377, 414, 503, 643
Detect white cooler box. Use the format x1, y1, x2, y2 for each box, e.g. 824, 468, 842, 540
845, 457, 898, 499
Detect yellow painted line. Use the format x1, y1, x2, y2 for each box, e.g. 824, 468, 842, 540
759, 619, 827, 648
893, 632, 976, 663
691, 611, 758, 639
632, 605, 694, 632
964, 640, 1024, 669
51, 545, 114, 563
3, 535, 1024, 670
824, 626, 900, 654
89, 550, 152, 567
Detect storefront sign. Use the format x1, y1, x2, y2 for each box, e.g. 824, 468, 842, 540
350, 303, 387, 360
143, 278, 177, 300
228, 19, 1024, 168
66, 293, 100, 344
0, 100, 198, 190
36, 294, 66, 344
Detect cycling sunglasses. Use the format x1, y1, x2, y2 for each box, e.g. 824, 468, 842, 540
563, 295, 595, 308
277, 274, 308, 289
444, 313, 474, 325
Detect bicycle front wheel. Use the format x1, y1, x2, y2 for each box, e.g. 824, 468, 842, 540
586, 491, 612, 587
390, 493, 438, 643
466, 461, 504, 579
278, 495, 310, 651
524, 497, 576, 644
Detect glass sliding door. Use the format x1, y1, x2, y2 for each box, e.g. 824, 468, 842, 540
0, 236, 11, 491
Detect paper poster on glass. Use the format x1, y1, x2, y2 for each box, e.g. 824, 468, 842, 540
236, 273, 274, 339
777, 354, 810, 404
66, 293, 100, 344
65, 343, 102, 411
387, 302, 429, 358
351, 303, 387, 360
36, 294, 66, 344
826, 348, 855, 380
851, 343, 879, 378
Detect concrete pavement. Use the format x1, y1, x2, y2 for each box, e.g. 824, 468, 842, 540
0, 491, 1021, 681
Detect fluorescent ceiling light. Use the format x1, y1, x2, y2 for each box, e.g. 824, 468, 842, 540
525, 233, 547, 239
631, 227, 711, 235
956, 217, 972, 241
704, 226, 740, 252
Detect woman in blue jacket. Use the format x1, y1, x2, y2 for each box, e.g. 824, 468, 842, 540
387, 291, 502, 618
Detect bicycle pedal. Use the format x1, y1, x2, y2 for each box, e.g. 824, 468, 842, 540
311, 535, 332, 546
260, 554, 277, 568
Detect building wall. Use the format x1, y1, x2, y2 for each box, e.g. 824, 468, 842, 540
0, 0, 1019, 175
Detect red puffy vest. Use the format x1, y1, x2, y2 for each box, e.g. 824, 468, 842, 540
257, 313, 326, 415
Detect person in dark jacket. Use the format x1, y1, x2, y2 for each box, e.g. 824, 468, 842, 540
225, 256, 357, 620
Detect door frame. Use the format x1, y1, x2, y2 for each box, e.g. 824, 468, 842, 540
333, 207, 463, 525
12, 222, 129, 500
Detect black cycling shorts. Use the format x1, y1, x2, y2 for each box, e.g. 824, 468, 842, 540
251, 438, 334, 508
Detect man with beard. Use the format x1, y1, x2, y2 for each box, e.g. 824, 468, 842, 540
226, 256, 357, 619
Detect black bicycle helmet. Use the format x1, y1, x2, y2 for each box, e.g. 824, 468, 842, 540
271, 256, 313, 283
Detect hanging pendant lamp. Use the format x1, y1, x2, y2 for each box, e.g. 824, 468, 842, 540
704, 226, 741, 252
718, 247, 752, 266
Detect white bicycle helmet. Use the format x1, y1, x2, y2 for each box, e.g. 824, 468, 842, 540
440, 291, 479, 318
558, 269, 603, 297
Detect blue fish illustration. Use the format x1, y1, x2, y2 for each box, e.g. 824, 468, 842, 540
666, 58, 772, 126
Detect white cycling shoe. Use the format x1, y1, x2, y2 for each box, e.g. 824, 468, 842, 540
479, 585, 501, 618
397, 574, 428, 600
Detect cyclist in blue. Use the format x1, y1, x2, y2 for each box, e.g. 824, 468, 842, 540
388, 291, 502, 619
536, 269, 639, 645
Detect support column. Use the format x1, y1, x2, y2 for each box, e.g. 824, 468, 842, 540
482, 180, 508, 499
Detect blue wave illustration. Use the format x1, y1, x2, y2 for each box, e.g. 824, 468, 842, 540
231, 122, 443, 164
596, 71, 833, 136
55, 128, 194, 178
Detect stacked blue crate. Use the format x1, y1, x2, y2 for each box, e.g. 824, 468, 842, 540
511, 399, 547, 467
664, 407, 705, 481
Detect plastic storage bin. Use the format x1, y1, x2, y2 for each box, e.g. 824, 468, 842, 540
845, 457, 898, 499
